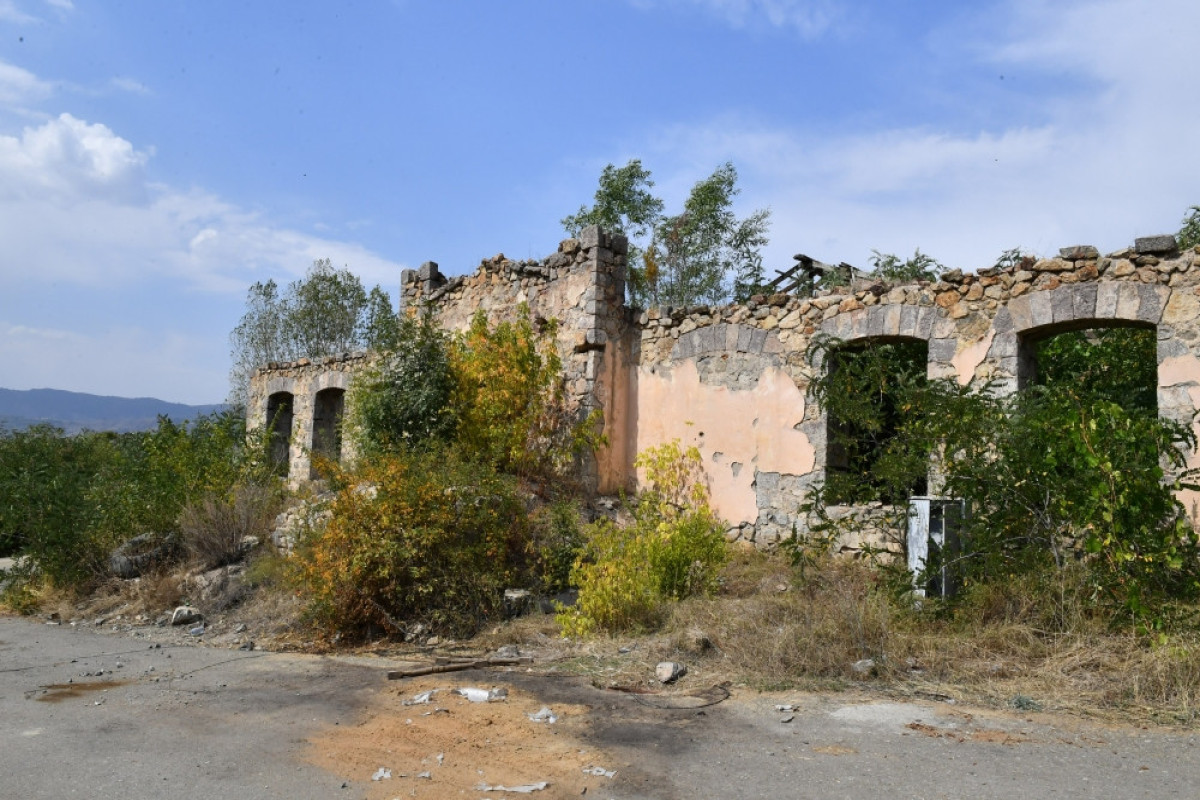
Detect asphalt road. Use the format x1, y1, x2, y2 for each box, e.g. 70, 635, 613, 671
4, 614, 1200, 799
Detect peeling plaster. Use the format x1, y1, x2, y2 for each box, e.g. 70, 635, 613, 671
951, 329, 995, 387
1159, 353, 1200, 523
635, 360, 816, 525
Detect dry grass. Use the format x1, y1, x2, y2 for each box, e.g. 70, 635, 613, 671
481, 549, 1200, 727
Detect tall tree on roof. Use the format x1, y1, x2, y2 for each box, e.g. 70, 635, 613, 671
228, 260, 399, 406
564, 160, 770, 307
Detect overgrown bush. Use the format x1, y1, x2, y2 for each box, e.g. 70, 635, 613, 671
558, 441, 727, 636
296, 447, 529, 640
0, 410, 272, 595
526, 501, 586, 595
348, 312, 455, 455
1179, 205, 1200, 250
803, 329, 1200, 627
179, 484, 282, 571
349, 305, 598, 486
451, 307, 582, 480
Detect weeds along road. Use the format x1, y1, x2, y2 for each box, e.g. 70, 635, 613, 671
3, 613, 1200, 800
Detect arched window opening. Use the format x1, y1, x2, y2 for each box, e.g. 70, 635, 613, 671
824, 337, 928, 505
1024, 324, 1157, 414
266, 392, 294, 478
311, 388, 346, 477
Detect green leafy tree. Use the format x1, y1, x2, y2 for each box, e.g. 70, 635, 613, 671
362, 285, 403, 353
1178, 205, 1200, 250
348, 313, 456, 455
868, 249, 942, 283
803, 327, 1200, 624
565, 160, 770, 307
655, 163, 771, 306
229, 260, 400, 405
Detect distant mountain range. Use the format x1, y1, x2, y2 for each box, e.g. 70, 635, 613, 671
0, 388, 227, 434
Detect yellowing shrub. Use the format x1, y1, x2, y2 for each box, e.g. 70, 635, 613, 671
296, 448, 528, 640
558, 441, 727, 637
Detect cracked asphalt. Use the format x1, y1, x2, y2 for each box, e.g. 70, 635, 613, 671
4, 613, 1200, 799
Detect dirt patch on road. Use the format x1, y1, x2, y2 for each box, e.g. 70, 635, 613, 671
306, 675, 623, 799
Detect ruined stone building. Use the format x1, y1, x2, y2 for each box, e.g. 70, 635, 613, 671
248, 226, 1200, 547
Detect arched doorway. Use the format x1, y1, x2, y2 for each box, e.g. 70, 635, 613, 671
311, 387, 346, 478
266, 391, 294, 477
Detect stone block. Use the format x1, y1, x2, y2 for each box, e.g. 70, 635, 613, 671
1095, 282, 1121, 318
1051, 289, 1074, 324
1007, 295, 1033, 332
992, 307, 1014, 334
1029, 291, 1054, 328
1136, 234, 1178, 255
1137, 283, 1166, 324
736, 326, 754, 353
883, 305, 902, 336
749, 327, 768, 353
579, 226, 603, 250
1059, 245, 1099, 261
764, 331, 784, 354
1115, 283, 1141, 320
418, 261, 441, 281
671, 335, 694, 361
1163, 290, 1200, 325
915, 307, 936, 339
726, 324, 741, 351
899, 304, 918, 336
1071, 283, 1098, 321
989, 332, 1018, 359
929, 338, 957, 363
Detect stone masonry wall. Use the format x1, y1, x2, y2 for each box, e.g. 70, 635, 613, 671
632, 235, 1200, 546
246, 352, 367, 487
249, 227, 1200, 550
400, 225, 632, 491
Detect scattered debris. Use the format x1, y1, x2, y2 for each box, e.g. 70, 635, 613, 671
476, 781, 549, 793
655, 661, 687, 684
387, 656, 531, 680
169, 606, 202, 626
403, 689, 438, 706
527, 706, 557, 723
187, 624, 205, 637
775, 704, 795, 712
370, 767, 391, 781
851, 658, 876, 675
416, 771, 431, 779
780, 714, 795, 724
582, 766, 615, 778
238, 641, 255, 651
454, 687, 508, 703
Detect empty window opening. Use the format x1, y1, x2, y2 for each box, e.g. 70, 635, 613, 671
1027, 325, 1157, 414
311, 388, 346, 477
266, 392, 294, 477
824, 338, 928, 505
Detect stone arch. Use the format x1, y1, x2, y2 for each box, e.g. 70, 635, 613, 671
265, 391, 294, 477
996, 283, 1168, 390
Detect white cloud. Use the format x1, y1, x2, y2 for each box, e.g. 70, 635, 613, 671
0, 113, 407, 292
633, 0, 1200, 272
0, 1, 35, 23
0, 113, 150, 202
109, 76, 151, 96
629, 0, 840, 38
44, 0, 73, 10
0, 59, 51, 105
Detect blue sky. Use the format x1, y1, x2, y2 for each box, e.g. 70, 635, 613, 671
1, 0, 1197, 404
